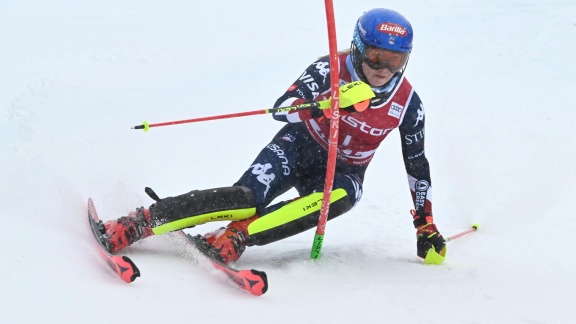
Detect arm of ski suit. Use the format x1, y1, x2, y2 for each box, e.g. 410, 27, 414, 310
398, 92, 433, 216
399, 98, 447, 262
272, 57, 332, 123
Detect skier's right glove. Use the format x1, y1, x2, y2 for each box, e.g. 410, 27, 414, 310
412, 210, 446, 260
310, 104, 326, 118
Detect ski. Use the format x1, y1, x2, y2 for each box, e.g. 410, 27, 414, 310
87, 198, 140, 283
180, 231, 268, 296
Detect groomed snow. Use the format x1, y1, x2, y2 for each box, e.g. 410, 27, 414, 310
1, 0, 575, 323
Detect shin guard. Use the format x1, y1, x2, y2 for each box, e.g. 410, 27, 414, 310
149, 186, 256, 235
246, 188, 353, 246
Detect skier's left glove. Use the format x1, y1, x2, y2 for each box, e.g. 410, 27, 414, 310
316, 81, 375, 118
311, 100, 369, 118
412, 210, 446, 260
341, 99, 370, 113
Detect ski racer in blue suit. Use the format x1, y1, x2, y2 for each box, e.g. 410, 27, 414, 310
101, 8, 446, 265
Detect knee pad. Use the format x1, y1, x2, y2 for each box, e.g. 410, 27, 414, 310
149, 186, 256, 234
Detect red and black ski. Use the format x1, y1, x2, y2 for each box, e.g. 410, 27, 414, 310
87, 198, 140, 283
87, 195, 264, 293
180, 231, 268, 296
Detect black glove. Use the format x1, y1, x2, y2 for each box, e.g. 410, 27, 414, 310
310, 105, 326, 118
412, 210, 446, 259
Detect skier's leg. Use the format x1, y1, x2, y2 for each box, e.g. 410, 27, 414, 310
246, 171, 365, 246
102, 186, 256, 253
199, 182, 357, 263
148, 186, 257, 234
205, 141, 367, 262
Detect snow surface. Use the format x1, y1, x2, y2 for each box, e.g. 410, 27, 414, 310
1, 0, 576, 323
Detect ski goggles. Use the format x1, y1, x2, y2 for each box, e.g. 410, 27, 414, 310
362, 45, 409, 72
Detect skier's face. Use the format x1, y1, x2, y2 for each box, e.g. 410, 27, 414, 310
360, 45, 409, 87
362, 63, 395, 87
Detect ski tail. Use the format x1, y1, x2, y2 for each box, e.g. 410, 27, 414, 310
88, 198, 140, 283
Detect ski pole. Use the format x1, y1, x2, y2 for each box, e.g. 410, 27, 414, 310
445, 223, 479, 242
131, 81, 374, 132
424, 223, 479, 265
131, 102, 321, 132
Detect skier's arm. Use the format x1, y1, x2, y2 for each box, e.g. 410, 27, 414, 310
400, 93, 446, 261
399, 93, 432, 216
272, 58, 331, 123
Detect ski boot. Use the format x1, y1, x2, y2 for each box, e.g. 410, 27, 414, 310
202, 216, 257, 264
103, 207, 154, 253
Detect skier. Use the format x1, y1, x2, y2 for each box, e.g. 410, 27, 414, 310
103, 8, 446, 264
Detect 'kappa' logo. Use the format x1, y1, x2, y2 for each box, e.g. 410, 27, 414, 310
414, 103, 424, 126
281, 133, 296, 142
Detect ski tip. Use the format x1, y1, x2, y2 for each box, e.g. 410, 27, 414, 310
471, 223, 480, 230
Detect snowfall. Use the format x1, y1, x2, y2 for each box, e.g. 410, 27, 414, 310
1, 0, 575, 323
